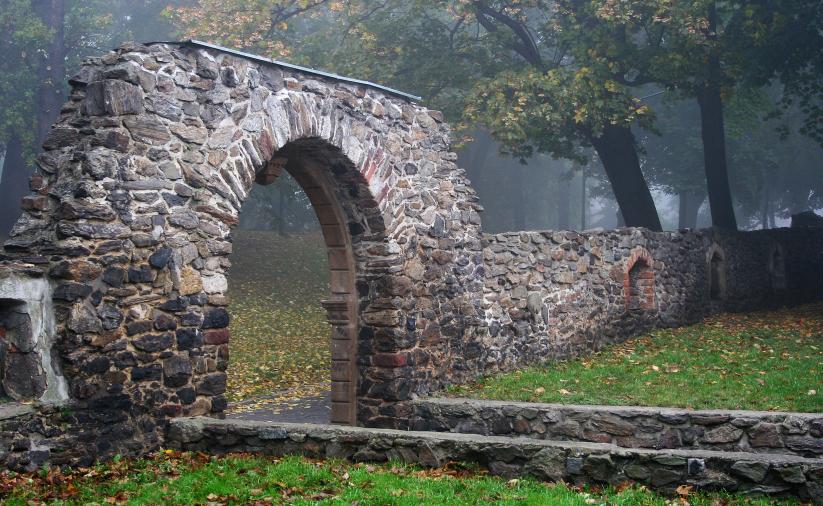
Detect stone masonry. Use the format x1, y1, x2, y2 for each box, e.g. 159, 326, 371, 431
411, 398, 823, 458
0, 40, 821, 472
166, 417, 823, 503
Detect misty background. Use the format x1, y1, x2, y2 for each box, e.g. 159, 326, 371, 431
1, 1, 822, 239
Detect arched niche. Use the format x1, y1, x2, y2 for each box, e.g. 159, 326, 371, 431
706, 244, 727, 301
624, 248, 655, 311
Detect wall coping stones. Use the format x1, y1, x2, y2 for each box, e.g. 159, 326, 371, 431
418, 398, 822, 420
409, 398, 823, 458
167, 416, 823, 502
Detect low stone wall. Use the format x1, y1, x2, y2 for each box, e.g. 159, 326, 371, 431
0, 401, 158, 471
480, 227, 823, 371
167, 417, 823, 502
410, 398, 823, 458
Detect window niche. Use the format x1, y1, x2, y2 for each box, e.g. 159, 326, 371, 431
769, 245, 787, 290
706, 244, 727, 301
0, 299, 47, 401
624, 249, 655, 311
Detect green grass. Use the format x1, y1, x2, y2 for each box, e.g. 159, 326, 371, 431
0, 452, 803, 505
449, 302, 823, 412
226, 230, 331, 403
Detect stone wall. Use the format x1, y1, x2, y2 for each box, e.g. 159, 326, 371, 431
479, 226, 823, 371
166, 417, 823, 502
0, 39, 821, 471
0, 40, 485, 466
410, 398, 823, 458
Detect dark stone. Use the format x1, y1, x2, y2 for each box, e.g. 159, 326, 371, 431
196, 373, 227, 396
176, 328, 203, 350
153, 313, 178, 331
148, 247, 173, 268
132, 333, 173, 352
123, 115, 171, 144
82, 80, 144, 116
2, 353, 47, 400
102, 267, 127, 287
159, 297, 190, 312
211, 395, 228, 412
130, 364, 162, 382
784, 436, 823, 454
748, 423, 783, 448
730, 461, 769, 482
53, 282, 93, 301
126, 320, 153, 336
97, 303, 124, 330
177, 387, 196, 404
42, 128, 81, 150
57, 200, 117, 221
84, 356, 111, 374
163, 356, 192, 387
127, 266, 156, 283
180, 311, 204, 327
113, 351, 137, 368
168, 210, 199, 229
202, 308, 230, 329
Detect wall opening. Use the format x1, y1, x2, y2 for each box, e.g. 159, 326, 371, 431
0, 299, 47, 401
624, 249, 655, 311
707, 246, 727, 301
224, 138, 362, 426
225, 170, 332, 423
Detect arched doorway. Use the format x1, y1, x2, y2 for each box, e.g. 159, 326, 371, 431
229, 138, 378, 425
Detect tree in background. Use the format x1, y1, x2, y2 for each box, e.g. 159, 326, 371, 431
0, 0, 175, 236
0, 1, 51, 236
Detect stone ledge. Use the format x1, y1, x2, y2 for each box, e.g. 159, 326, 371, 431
0, 402, 35, 421
409, 398, 823, 458
167, 417, 823, 502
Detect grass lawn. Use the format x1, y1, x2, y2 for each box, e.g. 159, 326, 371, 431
226, 230, 331, 404
0, 452, 804, 505
449, 302, 823, 412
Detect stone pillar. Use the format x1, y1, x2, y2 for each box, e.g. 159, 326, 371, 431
321, 298, 356, 424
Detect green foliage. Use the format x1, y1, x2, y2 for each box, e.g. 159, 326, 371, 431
467, 67, 653, 162
0, 1, 50, 153
450, 302, 823, 412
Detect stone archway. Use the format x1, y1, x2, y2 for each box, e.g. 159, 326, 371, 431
0, 40, 485, 461
243, 138, 381, 425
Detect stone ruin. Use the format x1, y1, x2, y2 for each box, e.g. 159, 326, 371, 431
0, 41, 821, 480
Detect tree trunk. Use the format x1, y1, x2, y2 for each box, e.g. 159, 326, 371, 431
589, 124, 662, 231
697, 2, 737, 230
35, 0, 66, 145
512, 165, 527, 230
760, 180, 770, 229
678, 191, 702, 229
580, 170, 587, 230
556, 172, 570, 229
0, 135, 27, 237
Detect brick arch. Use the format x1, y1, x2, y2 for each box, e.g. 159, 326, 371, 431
624, 248, 655, 311
0, 40, 485, 461
223, 136, 390, 425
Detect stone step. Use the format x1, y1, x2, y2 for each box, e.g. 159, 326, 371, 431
168, 417, 823, 503
410, 398, 823, 458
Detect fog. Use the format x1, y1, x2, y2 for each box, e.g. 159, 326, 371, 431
2, 1, 821, 239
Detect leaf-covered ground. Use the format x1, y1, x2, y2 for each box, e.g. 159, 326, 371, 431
0, 452, 805, 505
226, 230, 331, 407
449, 302, 823, 412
